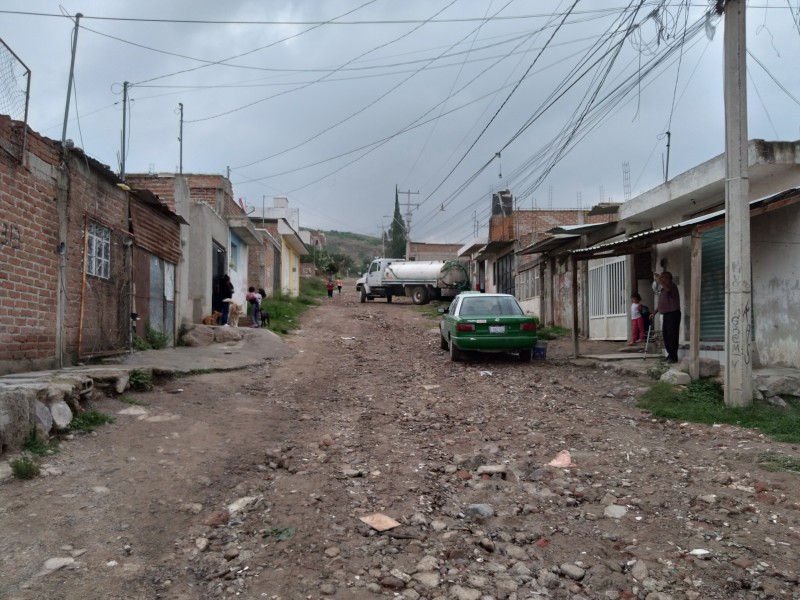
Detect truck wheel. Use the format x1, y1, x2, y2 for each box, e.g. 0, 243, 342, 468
411, 286, 429, 305
386, 294, 392, 303
519, 348, 533, 362
440, 331, 448, 350
360, 287, 366, 303
449, 338, 462, 362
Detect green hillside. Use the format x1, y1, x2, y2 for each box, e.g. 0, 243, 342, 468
319, 230, 383, 275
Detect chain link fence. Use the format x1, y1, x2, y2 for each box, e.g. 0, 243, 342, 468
0, 37, 31, 162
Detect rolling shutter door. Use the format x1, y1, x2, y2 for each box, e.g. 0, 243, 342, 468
700, 227, 725, 340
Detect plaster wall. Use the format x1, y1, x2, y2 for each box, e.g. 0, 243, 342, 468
187, 203, 229, 323
752, 203, 800, 368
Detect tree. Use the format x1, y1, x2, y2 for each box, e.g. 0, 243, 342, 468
389, 186, 407, 259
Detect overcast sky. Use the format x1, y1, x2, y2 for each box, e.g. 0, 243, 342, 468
2, 1, 798, 243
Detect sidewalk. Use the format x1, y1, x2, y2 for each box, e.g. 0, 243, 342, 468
0, 327, 295, 455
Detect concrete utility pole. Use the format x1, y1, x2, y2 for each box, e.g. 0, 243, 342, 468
60, 13, 82, 152
178, 102, 184, 174
723, 0, 752, 406
121, 81, 129, 181
397, 188, 419, 260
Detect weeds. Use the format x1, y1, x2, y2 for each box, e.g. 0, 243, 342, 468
10, 456, 41, 479
537, 324, 570, 340
758, 451, 800, 474
23, 430, 59, 456
118, 395, 145, 406
132, 324, 170, 351
261, 278, 326, 335
69, 410, 115, 433
638, 379, 800, 443
262, 526, 296, 541
646, 360, 670, 381
129, 369, 153, 391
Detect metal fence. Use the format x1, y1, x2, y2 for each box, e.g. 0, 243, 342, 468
0, 37, 31, 162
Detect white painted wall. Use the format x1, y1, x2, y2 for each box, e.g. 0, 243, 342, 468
752, 203, 800, 368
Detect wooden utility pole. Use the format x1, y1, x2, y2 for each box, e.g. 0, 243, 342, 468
397, 188, 419, 260
723, 0, 752, 406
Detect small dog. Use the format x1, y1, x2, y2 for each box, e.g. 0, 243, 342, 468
202, 311, 222, 326
260, 307, 270, 329
223, 299, 243, 328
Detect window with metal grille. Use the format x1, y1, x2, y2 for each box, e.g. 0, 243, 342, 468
87, 221, 111, 279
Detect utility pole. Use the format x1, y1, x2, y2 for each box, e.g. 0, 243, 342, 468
723, 0, 752, 406
178, 102, 184, 175
120, 81, 128, 180
60, 12, 82, 154
397, 188, 419, 261
663, 130, 672, 183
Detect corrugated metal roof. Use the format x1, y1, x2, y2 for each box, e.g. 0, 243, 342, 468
574, 187, 800, 256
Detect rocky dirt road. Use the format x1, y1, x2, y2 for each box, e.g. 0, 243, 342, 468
2, 289, 800, 600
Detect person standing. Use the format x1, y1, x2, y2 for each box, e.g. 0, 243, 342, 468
336, 278, 343, 294
651, 271, 681, 363
628, 292, 645, 345
326, 280, 335, 299
220, 274, 234, 325
245, 286, 262, 328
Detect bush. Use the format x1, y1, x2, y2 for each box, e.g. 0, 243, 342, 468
129, 369, 153, 391
10, 456, 40, 479
69, 410, 115, 433
23, 430, 59, 456
145, 323, 170, 350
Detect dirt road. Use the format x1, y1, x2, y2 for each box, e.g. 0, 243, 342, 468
2, 289, 800, 599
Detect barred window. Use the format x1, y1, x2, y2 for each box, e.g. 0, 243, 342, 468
87, 221, 111, 279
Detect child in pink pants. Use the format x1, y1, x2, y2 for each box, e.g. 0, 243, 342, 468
629, 292, 645, 344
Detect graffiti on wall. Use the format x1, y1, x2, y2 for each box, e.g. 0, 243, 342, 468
0, 222, 21, 249
729, 299, 752, 369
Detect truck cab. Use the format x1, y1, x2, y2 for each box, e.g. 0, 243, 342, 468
359, 258, 405, 302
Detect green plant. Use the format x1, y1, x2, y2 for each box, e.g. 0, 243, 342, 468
758, 451, 800, 474
536, 324, 570, 340
262, 526, 296, 541
646, 360, 670, 380
118, 395, 145, 406
132, 334, 151, 351
145, 323, 170, 350
638, 380, 800, 444
129, 369, 153, 391
69, 410, 115, 433
10, 456, 40, 479
23, 430, 59, 456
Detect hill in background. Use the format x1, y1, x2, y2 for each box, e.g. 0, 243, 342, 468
320, 230, 383, 275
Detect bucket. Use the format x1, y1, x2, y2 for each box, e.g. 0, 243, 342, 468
533, 342, 547, 360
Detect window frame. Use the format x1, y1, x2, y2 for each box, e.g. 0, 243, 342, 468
86, 221, 111, 280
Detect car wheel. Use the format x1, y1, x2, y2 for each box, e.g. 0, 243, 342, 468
360, 287, 366, 303
440, 331, 448, 350
449, 337, 462, 362
519, 348, 532, 362
411, 286, 429, 305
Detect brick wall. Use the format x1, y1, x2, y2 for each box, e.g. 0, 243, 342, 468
62, 155, 131, 359
489, 209, 617, 247
0, 116, 60, 371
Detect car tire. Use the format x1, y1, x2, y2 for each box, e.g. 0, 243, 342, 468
360, 287, 366, 303
411, 286, 429, 305
449, 338, 462, 362
440, 331, 448, 350
519, 348, 532, 362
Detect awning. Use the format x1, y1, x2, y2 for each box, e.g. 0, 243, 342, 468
474, 240, 515, 260
518, 234, 579, 255
228, 216, 263, 245
573, 187, 800, 259
458, 236, 488, 257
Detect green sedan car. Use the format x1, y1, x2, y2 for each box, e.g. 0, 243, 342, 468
439, 292, 538, 362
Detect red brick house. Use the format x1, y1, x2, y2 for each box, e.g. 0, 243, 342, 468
0, 115, 183, 375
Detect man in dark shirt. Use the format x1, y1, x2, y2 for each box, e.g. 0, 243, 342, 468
651, 271, 681, 363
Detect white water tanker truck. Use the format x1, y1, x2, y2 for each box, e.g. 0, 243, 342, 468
357, 258, 470, 305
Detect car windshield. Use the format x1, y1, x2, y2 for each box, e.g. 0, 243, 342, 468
458, 296, 523, 317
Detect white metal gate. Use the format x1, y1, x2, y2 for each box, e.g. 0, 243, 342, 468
588, 256, 628, 340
